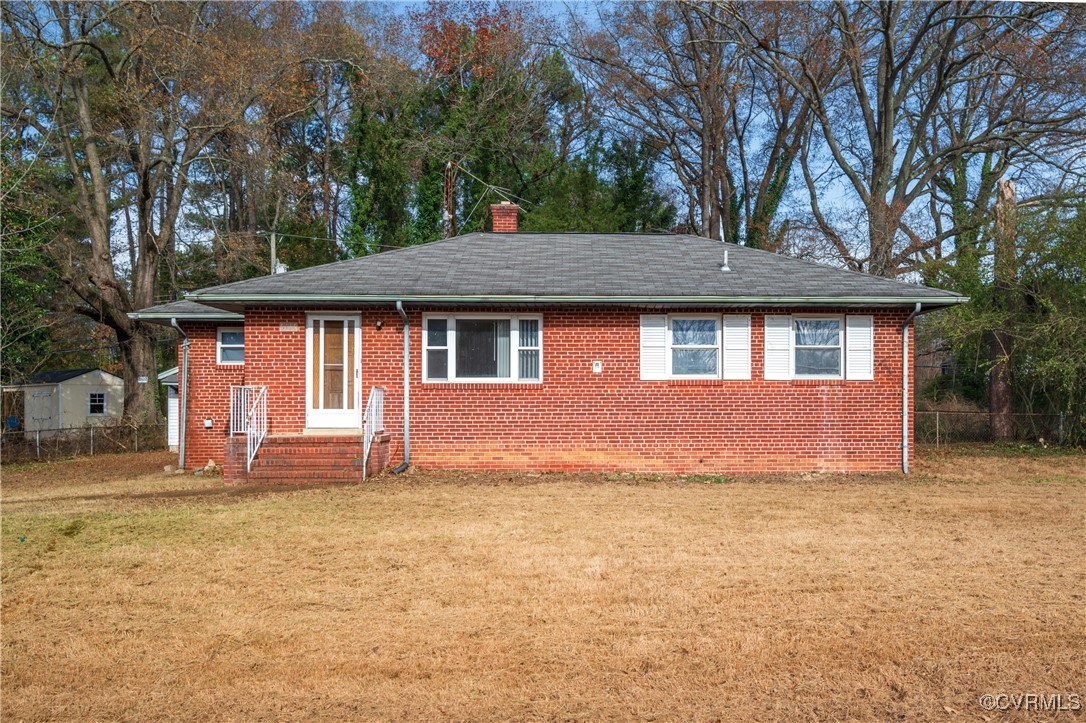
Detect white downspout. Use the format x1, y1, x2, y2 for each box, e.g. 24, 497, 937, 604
902, 303, 922, 473
391, 301, 410, 473
171, 318, 190, 470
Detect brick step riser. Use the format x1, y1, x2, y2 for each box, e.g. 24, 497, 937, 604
254, 454, 362, 462
248, 462, 360, 466
248, 466, 362, 473
253, 451, 360, 455
247, 473, 362, 482
252, 464, 363, 472
255, 451, 363, 460
258, 444, 360, 448
246, 479, 361, 485
259, 437, 364, 445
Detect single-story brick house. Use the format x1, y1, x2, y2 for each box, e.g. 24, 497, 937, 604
132, 204, 965, 483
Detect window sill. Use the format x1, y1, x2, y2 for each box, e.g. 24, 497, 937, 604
666, 378, 726, 386
422, 381, 543, 389
790, 378, 847, 386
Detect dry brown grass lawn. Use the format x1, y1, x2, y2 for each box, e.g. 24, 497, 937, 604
2, 449, 1084, 721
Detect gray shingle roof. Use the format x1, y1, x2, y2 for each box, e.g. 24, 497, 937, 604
9, 368, 119, 386
27, 368, 100, 384
179, 233, 963, 307
129, 300, 243, 322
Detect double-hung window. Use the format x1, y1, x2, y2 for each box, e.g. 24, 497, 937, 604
640, 314, 751, 380
669, 316, 720, 377
793, 317, 842, 378
88, 391, 106, 416
424, 314, 542, 382
765, 314, 872, 381
217, 327, 245, 364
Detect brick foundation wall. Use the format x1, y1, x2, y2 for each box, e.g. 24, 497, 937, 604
368, 433, 391, 478
224, 437, 248, 484
215, 306, 913, 474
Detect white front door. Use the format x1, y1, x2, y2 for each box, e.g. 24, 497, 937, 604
306, 314, 362, 428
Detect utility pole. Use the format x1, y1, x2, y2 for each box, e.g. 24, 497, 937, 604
269, 230, 278, 274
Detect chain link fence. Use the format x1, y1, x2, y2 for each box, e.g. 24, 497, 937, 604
0, 422, 168, 464
915, 411, 1074, 447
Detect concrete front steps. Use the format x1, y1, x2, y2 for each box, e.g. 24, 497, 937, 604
226, 433, 390, 484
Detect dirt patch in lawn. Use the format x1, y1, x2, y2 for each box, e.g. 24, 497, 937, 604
2, 450, 1084, 721
2, 450, 177, 486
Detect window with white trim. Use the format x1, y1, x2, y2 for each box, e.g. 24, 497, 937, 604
423, 314, 542, 382
640, 314, 751, 380
217, 327, 244, 364
88, 391, 106, 416
793, 316, 843, 378
669, 316, 720, 377
765, 314, 873, 381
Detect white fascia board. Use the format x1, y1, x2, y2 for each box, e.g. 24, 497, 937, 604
188, 293, 968, 307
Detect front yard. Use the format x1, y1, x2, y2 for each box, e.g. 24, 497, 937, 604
2, 449, 1083, 720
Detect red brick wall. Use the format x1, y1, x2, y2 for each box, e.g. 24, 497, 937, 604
177, 322, 245, 468
201, 306, 913, 474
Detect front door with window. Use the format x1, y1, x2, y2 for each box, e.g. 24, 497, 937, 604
306, 315, 362, 428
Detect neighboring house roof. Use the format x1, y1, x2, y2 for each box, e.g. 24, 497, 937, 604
128, 299, 244, 324
7, 368, 120, 387
157, 366, 179, 386
180, 233, 965, 309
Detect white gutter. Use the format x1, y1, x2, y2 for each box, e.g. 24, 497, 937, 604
129, 312, 242, 321
901, 303, 922, 474
188, 293, 968, 306
171, 318, 190, 470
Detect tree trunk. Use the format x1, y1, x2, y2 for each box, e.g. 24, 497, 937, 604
988, 329, 1014, 440
700, 140, 715, 238
989, 178, 1017, 441
867, 200, 899, 277
113, 322, 159, 424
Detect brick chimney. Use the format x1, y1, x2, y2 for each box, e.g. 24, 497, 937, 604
490, 201, 519, 233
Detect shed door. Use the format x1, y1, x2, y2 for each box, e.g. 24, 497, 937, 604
28, 390, 55, 431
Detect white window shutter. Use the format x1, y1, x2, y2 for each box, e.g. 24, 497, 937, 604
640, 314, 668, 380
846, 315, 875, 380
722, 315, 751, 379
764, 315, 792, 380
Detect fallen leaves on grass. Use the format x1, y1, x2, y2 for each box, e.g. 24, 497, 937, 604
1, 451, 1083, 721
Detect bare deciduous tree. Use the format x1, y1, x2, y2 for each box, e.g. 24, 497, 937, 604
720, 0, 1086, 276
569, 1, 819, 247
2, 1, 313, 418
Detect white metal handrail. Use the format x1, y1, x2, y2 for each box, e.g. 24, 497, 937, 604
245, 386, 267, 472
362, 386, 385, 480
230, 385, 257, 435
231, 385, 268, 472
